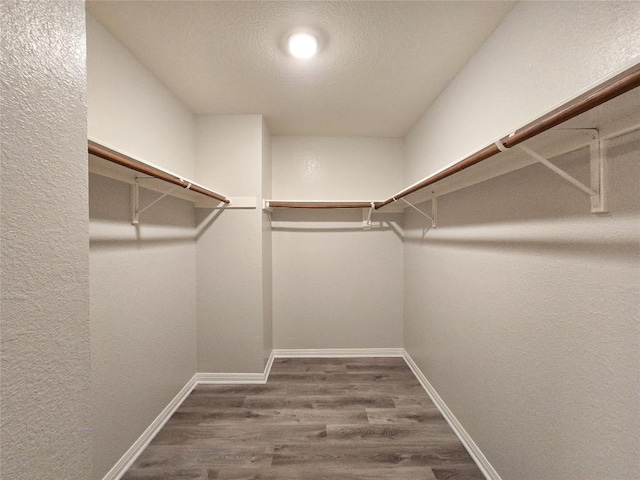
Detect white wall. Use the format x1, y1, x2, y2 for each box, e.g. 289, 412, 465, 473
405, 132, 640, 480
271, 137, 404, 349
405, 1, 640, 186
403, 2, 640, 479
272, 137, 403, 201
87, 14, 196, 178
195, 115, 271, 373
89, 176, 197, 479
1, 1, 91, 478
262, 118, 274, 364
87, 14, 198, 479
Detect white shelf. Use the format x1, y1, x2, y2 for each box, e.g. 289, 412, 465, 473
88, 139, 256, 209
378, 85, 640, 211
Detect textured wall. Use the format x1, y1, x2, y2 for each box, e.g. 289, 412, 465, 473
405, 1, 640, 186
404, 131, 640, 480
272, 137, 404, 201
89, 175, 197, 479
272, 209, 404, 349
271, 137, 404, 349
0, 1, 91, 478
195, 115, 269, 373
87, 15, 198, 479
402, 3, 640, 478
87, 13, 196, 178
262, 118, 274, 364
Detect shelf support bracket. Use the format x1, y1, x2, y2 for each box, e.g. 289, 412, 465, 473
431, 195, 438, 228
363, 202, 375, 230
131, 181, 139, 225
518, 134, 607, 213
399, 197, 436, 229
131, 177, 184, 225
589, 132, 608, 214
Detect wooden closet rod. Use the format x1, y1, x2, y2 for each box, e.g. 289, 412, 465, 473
88, 141, 230, 204
375, 61, 640, 210
267, 201, 372, 209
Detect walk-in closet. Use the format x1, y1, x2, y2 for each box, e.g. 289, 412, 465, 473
2, 1, 639, 480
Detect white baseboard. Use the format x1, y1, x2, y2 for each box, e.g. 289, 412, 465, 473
401, 350, 501, 480
103, 350, 276, 480
274, 348, 405, 358
264, 348, 275, 377
102, 374, 198, 480
196, 349, 276, 384
195, 372, 267, 384
105, 348, 499, 480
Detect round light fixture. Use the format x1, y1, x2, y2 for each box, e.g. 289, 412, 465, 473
287, 32, 318, 59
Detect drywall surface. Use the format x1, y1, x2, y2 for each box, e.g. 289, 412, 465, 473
196, 115, 268, 372
272, 209, 404, 349
86, 1, 515, 137
272, 137, 404, 201
271, 137, 404, 349
87, 13, 200, 478
87, 13, 196, 178
89, 175, 197, 479
0, 1, 91, 478
402, 4, 640, 477
262, 119, 273, 365
404, 131, 640, 479
405, 1, 640, 186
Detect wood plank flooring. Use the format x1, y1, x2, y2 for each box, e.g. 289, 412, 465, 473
122, 358, 484, 479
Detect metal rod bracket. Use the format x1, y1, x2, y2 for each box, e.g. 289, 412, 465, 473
400, 197, 436, 229
518, 137, 607, 214
363, 202, 375, 230
131, 182, 140, 225
131, 177, 182, 224
589, 133, 608, 214
431, 195, 438, 228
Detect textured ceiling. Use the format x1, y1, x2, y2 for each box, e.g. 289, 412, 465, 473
87, 1, 515, 137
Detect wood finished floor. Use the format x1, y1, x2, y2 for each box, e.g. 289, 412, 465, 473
123, 358, 484, 480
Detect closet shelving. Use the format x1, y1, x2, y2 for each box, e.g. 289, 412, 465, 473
265, 61, 640, 216
265, 201, 373, 209
88, 139, 231, 213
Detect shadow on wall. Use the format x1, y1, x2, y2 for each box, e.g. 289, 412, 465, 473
89, 236, 195, 250
269, 208, 404, 240
406, 236, 638, 262
403, 131, 639, 257
194, 207, 226, 240
89, 173, 272, 247
89, 173, 197, 248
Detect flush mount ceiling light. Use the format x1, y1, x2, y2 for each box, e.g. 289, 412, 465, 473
287, 32, 318, 59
